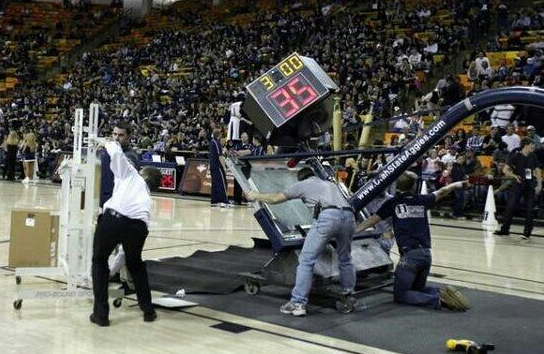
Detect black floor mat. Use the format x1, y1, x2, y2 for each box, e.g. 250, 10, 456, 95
146, 245, 272, 294
146, 244, 544, 353
185, 286, 544, 354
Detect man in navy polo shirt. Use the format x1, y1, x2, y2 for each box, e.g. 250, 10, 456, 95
357, 171, 471, 311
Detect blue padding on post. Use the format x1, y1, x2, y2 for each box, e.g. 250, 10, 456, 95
349, 87, 544, 211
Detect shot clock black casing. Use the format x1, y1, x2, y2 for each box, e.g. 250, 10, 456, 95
242, 53, 339, 146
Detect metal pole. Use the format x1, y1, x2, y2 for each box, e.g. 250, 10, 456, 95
332, 96, 342, 154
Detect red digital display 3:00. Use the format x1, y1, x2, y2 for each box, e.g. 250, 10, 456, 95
266, 73, 319, 120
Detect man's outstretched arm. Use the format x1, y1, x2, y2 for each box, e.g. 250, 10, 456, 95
433, 181, 467, 201
245, 191, 288, 204
356, 215, 382, 233
105, 141, 137, 180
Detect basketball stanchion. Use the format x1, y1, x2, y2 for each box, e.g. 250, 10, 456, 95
12, 103, 123, 310
482, 185, 499, 230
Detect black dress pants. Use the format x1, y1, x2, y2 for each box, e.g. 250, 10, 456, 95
500, 182, 536, 235
92, 210, 153, 319
5, 151, 16, 180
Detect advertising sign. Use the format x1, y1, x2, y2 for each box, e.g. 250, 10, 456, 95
180, 159, 234, 197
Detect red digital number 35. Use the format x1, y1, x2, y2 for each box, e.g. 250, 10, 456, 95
287, 76, 317, 105
270, 88, 300, 118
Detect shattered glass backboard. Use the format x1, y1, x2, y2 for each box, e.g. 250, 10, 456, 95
249, 160, 314, 233
227, 156, 382, 252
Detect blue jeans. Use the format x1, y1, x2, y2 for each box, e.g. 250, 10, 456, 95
291, 209, 356, 304
394, 248, 440, 309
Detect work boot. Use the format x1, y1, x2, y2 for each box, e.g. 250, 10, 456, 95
280, 301, 306, 317
439, 286, 471, 311
445, 286, 471, 309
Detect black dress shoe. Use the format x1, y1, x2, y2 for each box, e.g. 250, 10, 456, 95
90, 313, 110, 327
143, 310, 157, 322
494, 230, 509, 236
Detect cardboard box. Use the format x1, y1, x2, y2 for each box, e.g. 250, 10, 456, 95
8, 209, 59, 268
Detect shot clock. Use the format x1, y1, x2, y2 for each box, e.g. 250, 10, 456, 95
242, 53, 339, 146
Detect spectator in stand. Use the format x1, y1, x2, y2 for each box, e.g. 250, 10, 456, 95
478, 60, 494, 80
501, 124, 521, 152
368, 148, 388, 176
475, 51, 491, 74
526, 125, 541, 149
496, 59, 511, 81
421, 149, 442, 191
464, 149, 482, 175
440, 147, 457, 165
467, 60, 479, 81
250, 134, 265, 157
497, 2, 509, 32
453, 129, 467, 153
419, 89, 441, 111
393, 116, 410, 132
409, 49, 423, 70
466, 125, 484, 153
441, 75, 463, 106
408, 115, 424, 135
490, 104, 515, 130
492, 141, 510, 170
450, 154, 469, 219
442, 135, 456, 151
512, 12, 532, 30
482, 126, 503, 154
465, 149, 486, 202
399, 126, 415, 144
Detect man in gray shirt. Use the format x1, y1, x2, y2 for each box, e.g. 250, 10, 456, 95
246, 168, 355, 316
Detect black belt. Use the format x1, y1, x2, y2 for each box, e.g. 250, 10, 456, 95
322, 206, 355, 214
105, 208, 146, 226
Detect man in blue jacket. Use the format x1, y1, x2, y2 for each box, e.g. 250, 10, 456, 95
357, 171, 471, 311
99, 122, 140, 280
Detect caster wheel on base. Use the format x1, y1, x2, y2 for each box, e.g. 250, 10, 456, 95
244, 281, 260, 295
113, 298, 122, 308
15, 276, 21, 285
13, 299, 22, 310
335, 297, 356, 314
